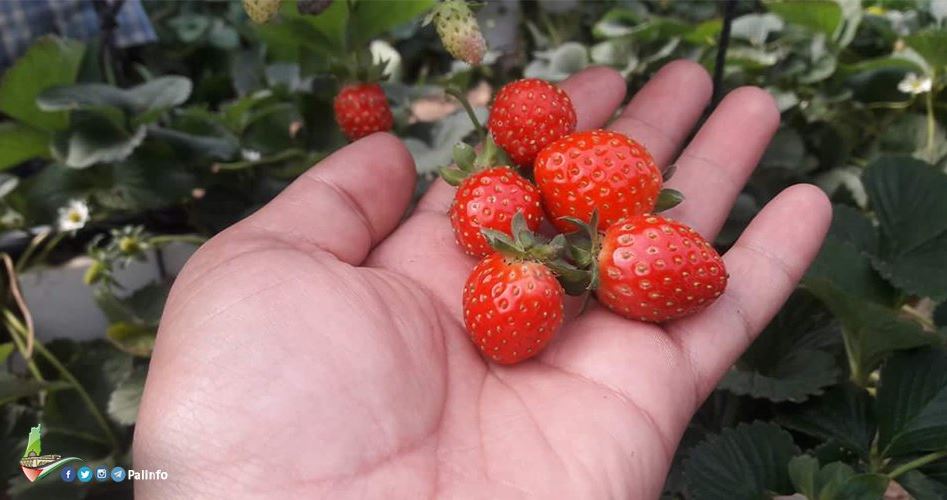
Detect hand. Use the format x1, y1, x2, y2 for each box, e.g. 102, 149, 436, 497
134, 62, 831, 499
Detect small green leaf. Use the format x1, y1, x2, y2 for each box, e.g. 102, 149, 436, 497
452, 142, 476, 171
683, 421, 799, 499
788, 455, 889, 499
905, 30, 947, 69
37, 76, 193, 115
766, 0, 842, 38
877, 348, 947, 458
107, 366, 146, 425
863, 156, 947, 300
778, 384, 877, 460
106, 322, 156, 358
0, 343, 13, 364
654, 188, 684, 212
0, 122, 51, 170
439, 166, 467, 186
0, 36, 84, 131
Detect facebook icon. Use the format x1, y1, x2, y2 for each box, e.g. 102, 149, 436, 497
60, 466, 76, 482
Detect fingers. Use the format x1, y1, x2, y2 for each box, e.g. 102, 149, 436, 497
667, 184, 832, 401
415, 66, 628, 215
243, 133, 416, 265
609, 60, 713, 167
660, 87, 781, 239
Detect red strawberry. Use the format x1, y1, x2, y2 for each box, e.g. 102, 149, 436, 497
463, 253, 565, 364
534, 129, 663, 233
449, 167, 544, 257
596, 214, 727, 322
333, 83, 393, 141
487, 79, 576, 168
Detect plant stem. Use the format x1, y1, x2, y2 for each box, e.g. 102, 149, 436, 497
445, 87, 484, 138
841, 327, 869, 388
888, 450, 947, 479
925, 83, 936, 163
28, 232, 67, 270
15, 231, 51, 272
3, 311, 44, 383
5, 312, 119, 450
148, 234, 208, 247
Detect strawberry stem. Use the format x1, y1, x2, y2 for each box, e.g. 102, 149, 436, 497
445, 87, 484, 139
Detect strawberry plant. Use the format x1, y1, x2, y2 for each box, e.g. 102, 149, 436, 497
0, 1, 944, 499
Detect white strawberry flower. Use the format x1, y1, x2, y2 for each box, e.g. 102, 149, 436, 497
897, 73, 933, 95
57, 199, 90, 232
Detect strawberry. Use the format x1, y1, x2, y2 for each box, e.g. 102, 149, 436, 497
333, 83, 394, 141
595, 214, 727, 322
534, 130, 664, 233
428, 0, 487, 65
463, 253, 565, 364
243, 0, 282, 23
449, 167, 544, 257
487, 79, 577, 168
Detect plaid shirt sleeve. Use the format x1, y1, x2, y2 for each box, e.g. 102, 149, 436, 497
0, 0, 156, 69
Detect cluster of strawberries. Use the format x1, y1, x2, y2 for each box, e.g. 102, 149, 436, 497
442, 79, 729, 365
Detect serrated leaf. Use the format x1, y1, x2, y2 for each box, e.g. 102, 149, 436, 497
829, 204, 878, 255
0, 36, 84, 131
0, 122, 51, 171
719, 292, 840, 403
107, 366, 146, 426
778, 384, 876, 460
877, 348, 947, 458
683, 422, 799, 499
37, 76, 193, 115
863, 156, 947, 300
805, 236, 893, 306
50, 110, 146, 169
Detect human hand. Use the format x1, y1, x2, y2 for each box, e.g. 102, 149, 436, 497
133, 61, 831, 499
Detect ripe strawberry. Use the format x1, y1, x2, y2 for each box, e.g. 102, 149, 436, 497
534, 130, 662, 233
243, 0, 282, 23
463, 253, 565, 364
487, 79, 577, 168
596, 214, 727, 322
429, 0, 487, 65
333, 83, 394, 141
450, 167, 544, 257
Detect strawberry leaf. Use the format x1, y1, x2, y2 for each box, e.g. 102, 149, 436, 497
777, 383, 877, 461
655, 188, 684, 212
788, 455, 888, 500
877, 348, 947, 458
683, 421, 799, 499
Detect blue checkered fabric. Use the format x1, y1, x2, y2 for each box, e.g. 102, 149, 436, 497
0, 0, 156, 68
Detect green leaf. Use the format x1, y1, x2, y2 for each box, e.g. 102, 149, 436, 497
805, 235, 893, 306
0, 36, 84, 131
147, 127, 239, 162
719, 292, 840, 403
766, 0, 842, 38
106, 322, 155, 358
778, 384, 876, 460
788, 456, 886, 500
863, 156, 947, 300
0, 343, 13, 364
905, 30, 947, 69
50, 110, 146, 169
898, 469, 947, 500
349, 0, 435, 47
0, 375, 70, 406
107, 366, 146, 425
836, 474, 889, 499
829, 204, 878, 255
877, 348, 947, 458
683, 421, 799, 499
0, 122, 50, 170
38, 76, 193, 115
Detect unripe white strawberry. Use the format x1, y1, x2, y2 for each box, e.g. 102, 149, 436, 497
429, 0, 487, 65
243, 0, 281, 24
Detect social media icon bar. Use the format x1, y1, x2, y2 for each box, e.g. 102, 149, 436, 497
77, 466, 93, 483
60, 466, 75, 482
111, 466, 126, 482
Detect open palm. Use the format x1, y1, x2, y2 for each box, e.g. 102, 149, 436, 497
134, 62, 831, 499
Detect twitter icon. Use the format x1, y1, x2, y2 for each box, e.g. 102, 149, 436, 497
77, 466, 93, 483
